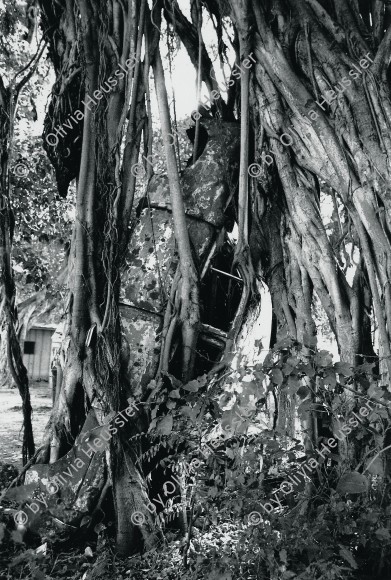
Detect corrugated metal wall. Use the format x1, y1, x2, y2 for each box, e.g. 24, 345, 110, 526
23, 329, 54, 380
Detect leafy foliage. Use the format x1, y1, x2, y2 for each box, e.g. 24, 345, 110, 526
100, 342, 391, 579
2, 1, 391, 577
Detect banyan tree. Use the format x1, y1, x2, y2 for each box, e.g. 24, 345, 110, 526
3, 0, 391, 562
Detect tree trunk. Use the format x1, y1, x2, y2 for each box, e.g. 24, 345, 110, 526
0, 70, 39, 464
23, 0, 391, 557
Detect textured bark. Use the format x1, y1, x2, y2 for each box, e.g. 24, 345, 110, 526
34, 0, 244, 552
36, 0, 159, 555
121, 118, 240, 395
21, 0, 391, 556
225, 0, 391, 380
0, 54, 44, 463
153, 49, 200, 382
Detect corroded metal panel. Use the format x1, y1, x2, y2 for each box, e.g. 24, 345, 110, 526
120, 120, 240, 390
120, 305, 161, 399
10, 412, 105, 533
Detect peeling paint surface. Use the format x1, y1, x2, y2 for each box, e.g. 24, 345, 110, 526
19, 412, 105, 532
120, 120, 241, 394
120, 305, 161, 399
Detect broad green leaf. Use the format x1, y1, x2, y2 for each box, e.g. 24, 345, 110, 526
297, 385, 310, 400
0, 523, 5, 544
334, 362, 353, 376
267, 440, 280, 451
282, 363, 295, 376
297, 399, 315, 418
300, 363, 316, 377
270, 368, 284, 385
356, 362, 376, 373
315, 350, 333, 367
274, 337, 295, 349
157, 415, 173, 435
221, 407, 248, 434
367, 384, 384, 400
338, 546, 358, 569
208, 487, 218, 497
225, 448, 235, 459
254, 370, 266, 382
165, 372, 183, 389
183, 380, 201, 392
336, 472, 368, 494
287, 375, 300, 391
375, 527, 391, 541
365, 456, 383, 475
323, 371, 336, 387
241, 379, 259, 396
279, 548, 287, 563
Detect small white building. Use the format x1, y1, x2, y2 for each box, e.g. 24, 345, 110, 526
22, 324, 57, 381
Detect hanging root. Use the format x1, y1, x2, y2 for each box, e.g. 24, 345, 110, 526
6, 321, 35, 463
159, 268, 181, 374
231, 0, 256, 341
157, 263, 199, 382
153, 46, 200, 382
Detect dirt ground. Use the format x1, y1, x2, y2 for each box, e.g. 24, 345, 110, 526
0, 382, 52, 469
